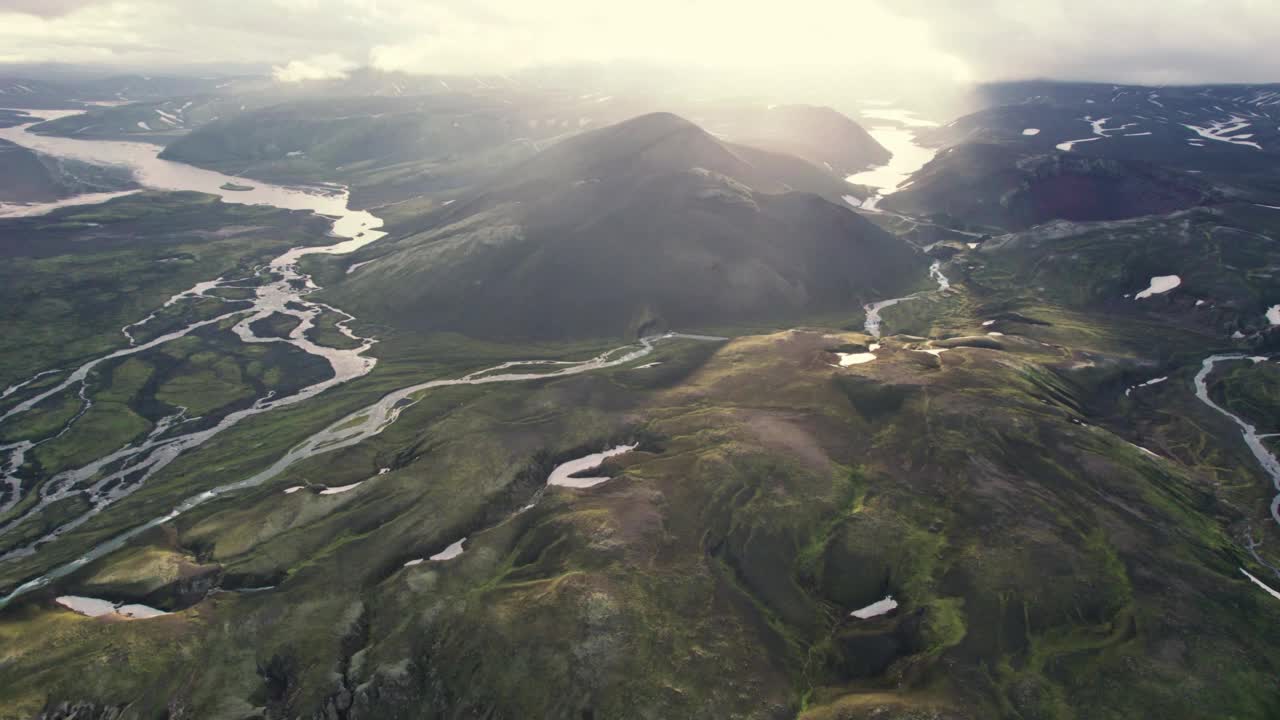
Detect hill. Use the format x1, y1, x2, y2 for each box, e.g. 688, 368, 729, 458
0, 139, 136, 204
328, 112, 924, 339
697, 103, 891, 176
882, 143, 1223, 231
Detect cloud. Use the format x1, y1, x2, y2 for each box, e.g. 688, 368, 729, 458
0, 0, 1278, 87
272, 53, 357, 82
887, 0, 1280, 84
0, 0, 98, 18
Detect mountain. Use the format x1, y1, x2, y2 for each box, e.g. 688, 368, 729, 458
930, 81, 1280, 187
158, 93, 869, 208
29, 96, 247, 143
0, 140, 136, 203
0, 77, 84, 109
328, 112, 924, 340
882, 143, 1224, 231
696, 103, 891, 176
973, 203, 1280, 337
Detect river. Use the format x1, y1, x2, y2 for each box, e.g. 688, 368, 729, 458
0, 111, 732, 609
0, 110, 386, 561
845, 107, 940, 211
1192, 355, 1280, 528
862, 260, 949, 338
0, 332, 722, 608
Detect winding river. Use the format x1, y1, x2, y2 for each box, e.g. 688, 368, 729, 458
0, 332, 721, 607
1193, 355, 1280, 528
0, 105, 732, 609
0, 111, 385, 561
0, 111, 729, 608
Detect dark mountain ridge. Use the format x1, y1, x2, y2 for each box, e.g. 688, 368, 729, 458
883, 142, 1223, 230
328, 112, 924, 340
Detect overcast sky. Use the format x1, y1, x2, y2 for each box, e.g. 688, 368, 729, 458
2, 0, 1279, 86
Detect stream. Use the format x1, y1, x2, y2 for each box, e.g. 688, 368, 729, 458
1193, 355, 1280, 528
0, 111, 386, 558
0, 110, 732, 610
1189, 354, 1280, 597
0, 332, 723, 608
862, 260, 949, 338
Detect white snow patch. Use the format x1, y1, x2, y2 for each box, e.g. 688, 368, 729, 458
1183, 116, 1263, 150
1125, 376, 1168, 396
1241, 568, 1280, 602
836, 352, 877, 366
851, 595, 898, 619
430, 537, 466, 561
1022, 128, 1041, 136
319, 481, 363, 495
283, 485, 305, 494
1134, 275, 1181, 300
57, 596, 167, 619
548, 444, 637, 488
1056, 137, 1101, 152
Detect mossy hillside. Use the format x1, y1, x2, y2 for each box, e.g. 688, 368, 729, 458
3, 296, 1280, 717
1208, 358, 1280, 432
973, 206, 1280, 337
0, 329, 640, 594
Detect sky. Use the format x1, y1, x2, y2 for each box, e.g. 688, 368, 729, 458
2, 0, 1280, 87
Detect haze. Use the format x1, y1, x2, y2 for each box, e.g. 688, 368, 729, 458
4, 0, 1280, 96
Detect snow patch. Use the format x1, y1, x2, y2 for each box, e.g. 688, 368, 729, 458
836, 353, 877, 366
548, 444, 637, 489
1134, 275, 1181, 300
1183, 116, 1263, 150
57, 595, 167, 619
851, 595, 898, 619
1241, 568, 1280, 602
430, 537, 466, 561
